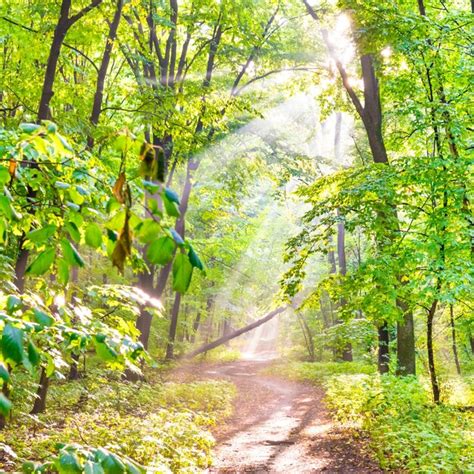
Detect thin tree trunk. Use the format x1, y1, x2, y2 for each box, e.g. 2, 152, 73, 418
427, 301, 440, 403
87, 0, 123, 148
165, 292, 181, 360
302, 1, 416, 375
450, 305, 461, 375
184, 307, 286, 359
296, 312, 315, 361
31, 368, 49, 414
37, 2, 70, 121
190, 311, 201, 343
378, 322, 390, 374
337, 213, 352, 361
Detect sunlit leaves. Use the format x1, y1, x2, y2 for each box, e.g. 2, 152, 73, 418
188, 246, 204, 271
146, 236, 175, 265
172, 253, 194, 293
85, 223, 103, 249
26, 225, 57, 243
61, 239, 85, 267
1, 324, 24, 365
26, 248, 55, 276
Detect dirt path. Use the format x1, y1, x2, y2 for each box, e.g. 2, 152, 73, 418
177, 360, 381, 473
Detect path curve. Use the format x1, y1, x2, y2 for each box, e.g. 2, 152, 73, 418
176, 360, 381, 473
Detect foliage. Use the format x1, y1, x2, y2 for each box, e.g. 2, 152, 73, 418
326, 374, 474, 472
0, 370, 235, 472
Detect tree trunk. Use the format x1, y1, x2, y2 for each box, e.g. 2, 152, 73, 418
135, 269, 155, 349
165, 292, 181, 360
296, 312, 315, 361
450, 305, 461, 375
14, 236, 28, 293
87, 0, 123, 148
190, 311, 201, 343
378, 322, 390, 374
184, 307, 286, 359
31, 368, 49, 414
37, 1, 71, 121
336, 212, 352, 361
396, 299, 416, 375
427, 301, 440, 403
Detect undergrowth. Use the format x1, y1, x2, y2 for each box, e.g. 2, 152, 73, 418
0, 369, 235, 472
269, 361, 474, 472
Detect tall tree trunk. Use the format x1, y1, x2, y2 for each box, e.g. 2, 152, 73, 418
450, 305, 461, 375
337, 217, 352, 361
302, 1, 416, 375
37, 1, 70, 121
164, 161, 195, 360
38, 0, 104, 120
378, 322, 390, 374
30, 368, 49, 414
296, 312, 315, 361
165, 292, 181, 359
427, 301, 440, 403
87, 0, 123, 148
190, 311, 201, 343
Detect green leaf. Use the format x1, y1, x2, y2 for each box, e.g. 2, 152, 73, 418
169, 229, 184, 246
28, 341, 40, 367
0, 195, 13, 220
58, 450, 82, 474
19, 123, 40, 134
55, 181, 71, 190
164, 188, 180, 205
0, 393, 12, 417
188, 245, 204, 271
46, 122, 58, 133
0, 363, 10, 383
6, 295, 22, 312
172, 253, 193, 294
26, 224, 57, 243
84, 461, 105, 474
163, 194, 180, 218
95, 341, 117, 361
33, 308, 54, 327
146, 237, 175, 265
0, 166, 10, 185
65, 222, 81, 242
58, 259, 70, 286
137, 219, 161, 244
26, 248, 55, 276
142, 180, 160, 194
101, 453, 126, 474
2, 324, 24, 364
61, 239, 85, 267
85, 223, 102, 249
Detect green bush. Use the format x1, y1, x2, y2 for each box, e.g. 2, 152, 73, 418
325, 374, 474, 472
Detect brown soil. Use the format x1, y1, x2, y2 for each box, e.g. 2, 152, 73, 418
173, 360, 382, 473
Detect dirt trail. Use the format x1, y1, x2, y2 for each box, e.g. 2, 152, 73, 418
177, 360, 381, 473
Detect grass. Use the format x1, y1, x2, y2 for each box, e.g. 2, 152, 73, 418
0, 367, 236, 472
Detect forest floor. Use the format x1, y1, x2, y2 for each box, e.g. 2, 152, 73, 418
173, 359, 382, 473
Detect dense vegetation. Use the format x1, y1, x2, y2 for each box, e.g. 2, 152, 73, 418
0, 0, 472, 471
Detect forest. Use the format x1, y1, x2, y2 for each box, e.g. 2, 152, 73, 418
0, 0, 472, 472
